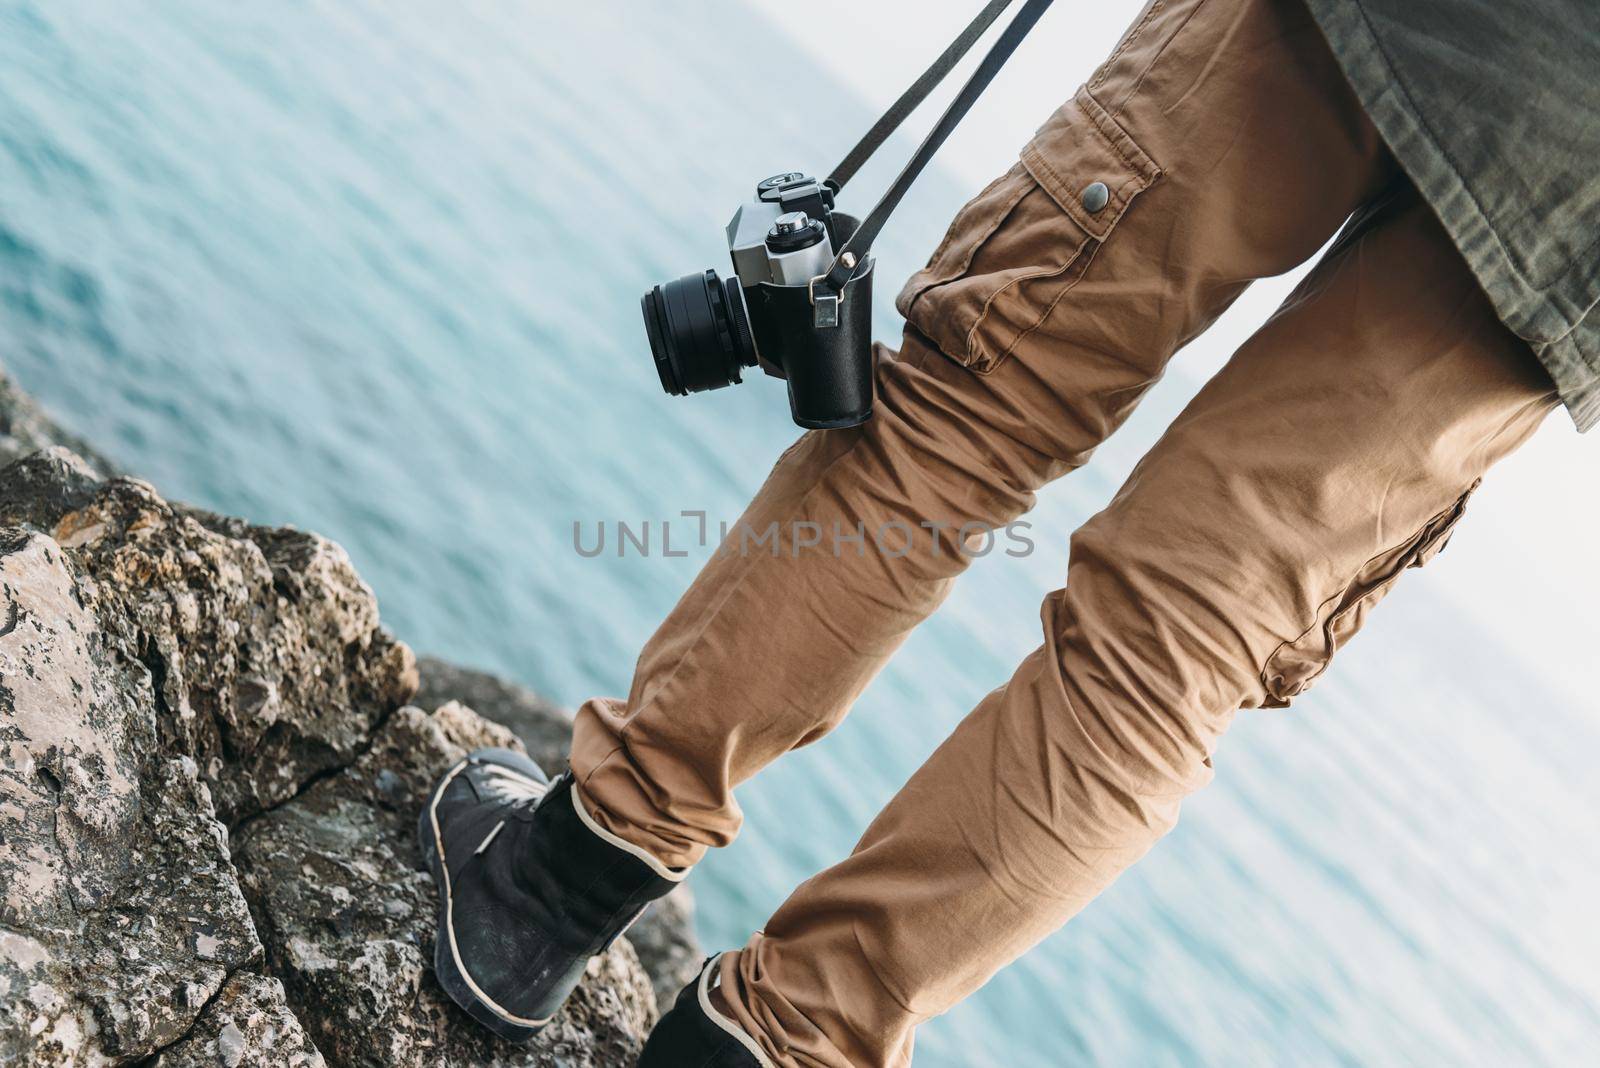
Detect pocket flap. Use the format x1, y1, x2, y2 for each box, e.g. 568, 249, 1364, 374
1021, 89, 1161, 241
1258, 481, 1481, 707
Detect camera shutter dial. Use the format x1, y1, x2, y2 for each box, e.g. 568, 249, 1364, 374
763, 210, 834, 286
766, 211, 826, 251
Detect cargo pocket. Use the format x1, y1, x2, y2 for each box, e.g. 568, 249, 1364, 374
1260, 481, 1480, 707
895, 89, 1161, 374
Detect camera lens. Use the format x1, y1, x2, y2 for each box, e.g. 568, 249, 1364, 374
641, 269, 759, 395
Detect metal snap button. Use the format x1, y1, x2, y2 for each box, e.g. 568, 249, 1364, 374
1081, 181, 1110, 213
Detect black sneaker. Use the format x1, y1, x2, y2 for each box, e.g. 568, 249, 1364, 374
417, 748, 683, 1041
639, 954, 772, 1067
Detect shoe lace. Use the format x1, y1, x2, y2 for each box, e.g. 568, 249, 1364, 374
475, 764, 550, 813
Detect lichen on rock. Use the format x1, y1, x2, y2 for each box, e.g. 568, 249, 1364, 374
0, 504, 259, 1063
152, 971, 325, 1068
0, 429, 695, 1066
41, 468, 420, 824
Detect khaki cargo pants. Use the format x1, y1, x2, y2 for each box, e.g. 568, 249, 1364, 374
571, 0, 1558, 1063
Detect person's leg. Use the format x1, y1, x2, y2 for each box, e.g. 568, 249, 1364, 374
571, 0, 1391, 870
715, 184, 1558, 1067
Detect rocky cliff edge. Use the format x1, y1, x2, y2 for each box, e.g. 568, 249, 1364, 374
0, 373, 700, 1066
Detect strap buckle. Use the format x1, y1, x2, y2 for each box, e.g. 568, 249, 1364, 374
808, 252, 857, 328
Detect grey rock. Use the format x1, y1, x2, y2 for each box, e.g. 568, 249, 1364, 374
234, 701, 657, 1067
0, 526, 259, 1064
0, 442, 667, 1065
413, 657, 707, 1013
0, 446, 103, 531
0, 455, 421, 825
153, 972, 326, 1068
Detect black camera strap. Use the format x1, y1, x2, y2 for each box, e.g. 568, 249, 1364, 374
811, 0, 1056, 324
823, 0, 1015, 198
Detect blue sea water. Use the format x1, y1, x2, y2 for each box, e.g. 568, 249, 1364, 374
2, 2, 1597, 1064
